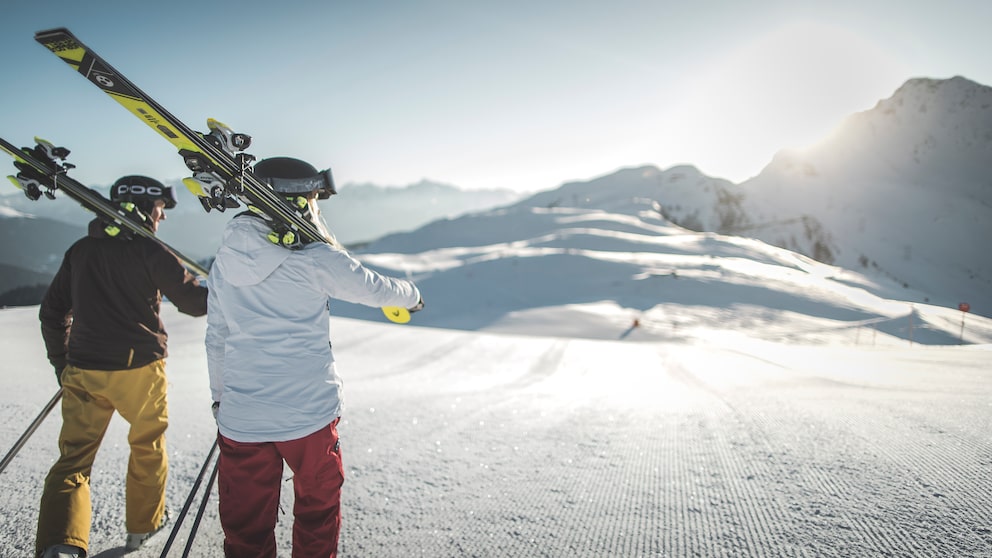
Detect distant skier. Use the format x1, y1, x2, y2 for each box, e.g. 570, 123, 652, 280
205, 157, 423, 558
36, 176, 208, 558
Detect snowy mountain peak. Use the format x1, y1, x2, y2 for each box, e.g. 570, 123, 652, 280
883, 75, 991, 114
517, 165, 734, 223
756, 77, 992, 182
822, 76, 992, 176
732, 76, 992, 315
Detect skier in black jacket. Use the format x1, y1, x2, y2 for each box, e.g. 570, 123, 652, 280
36, 175, 208, 558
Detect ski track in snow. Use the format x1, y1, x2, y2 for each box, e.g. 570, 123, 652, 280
1, 306, 990, 557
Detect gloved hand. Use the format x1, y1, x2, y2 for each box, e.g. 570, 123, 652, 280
409, 298, 425, 313
211, 401, 220, 420
54, 365, 65, 387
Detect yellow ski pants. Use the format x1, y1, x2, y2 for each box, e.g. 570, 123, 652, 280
35, 360, 169, 556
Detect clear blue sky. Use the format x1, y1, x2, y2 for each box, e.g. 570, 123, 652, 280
3, 0, 990, 193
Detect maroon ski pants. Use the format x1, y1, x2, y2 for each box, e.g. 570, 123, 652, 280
217, 420, 344, 558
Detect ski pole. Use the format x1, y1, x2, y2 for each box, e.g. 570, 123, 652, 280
158, 437, 218, 558
0, 388, 62, 475
181, 453, 220, 558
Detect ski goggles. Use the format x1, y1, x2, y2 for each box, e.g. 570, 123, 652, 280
264, 168, 336, 199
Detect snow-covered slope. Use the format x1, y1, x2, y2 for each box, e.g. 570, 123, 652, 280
2, 303, 990, 557
475, 77, 992, 319
342, 185, 992, 345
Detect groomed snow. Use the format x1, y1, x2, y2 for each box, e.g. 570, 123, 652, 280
2, 190, 990, 556
1, 302, 989, 557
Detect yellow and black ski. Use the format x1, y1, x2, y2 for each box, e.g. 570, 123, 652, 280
34, 28, 411, 323
34, 27, 325, 247
1, 135, 209, 277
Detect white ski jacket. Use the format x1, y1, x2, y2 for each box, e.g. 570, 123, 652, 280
205, 215, 421, 443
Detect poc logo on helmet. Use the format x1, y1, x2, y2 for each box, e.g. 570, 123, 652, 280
111, 175, 177, 209
116, 184, 165, 197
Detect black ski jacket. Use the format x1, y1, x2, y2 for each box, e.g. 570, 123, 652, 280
39, 220, 208, 373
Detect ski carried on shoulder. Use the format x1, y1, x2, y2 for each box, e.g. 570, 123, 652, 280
34, 27, 413, 325
1, 135, 209, 277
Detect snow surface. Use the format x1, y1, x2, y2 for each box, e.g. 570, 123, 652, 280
2, 307, 991, 556
2, 181, 991, 556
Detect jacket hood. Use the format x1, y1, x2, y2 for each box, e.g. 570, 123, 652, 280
214, 215, 293, 286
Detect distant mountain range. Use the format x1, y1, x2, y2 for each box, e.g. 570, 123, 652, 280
0, 213, 83, 301
1, 76, 988, 320
323, 180, 522, 246
0, 179, 521, 304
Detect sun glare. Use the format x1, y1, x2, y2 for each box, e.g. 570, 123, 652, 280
659, 21, 910, 182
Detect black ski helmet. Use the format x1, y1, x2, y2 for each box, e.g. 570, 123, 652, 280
110, 175, 177, 212
253, 157, 336, 200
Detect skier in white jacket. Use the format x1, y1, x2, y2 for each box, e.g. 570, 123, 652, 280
205, 156, 422, 558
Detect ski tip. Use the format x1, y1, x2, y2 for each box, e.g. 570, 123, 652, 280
34, 27, 73, 40
382, 306, 411, 324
